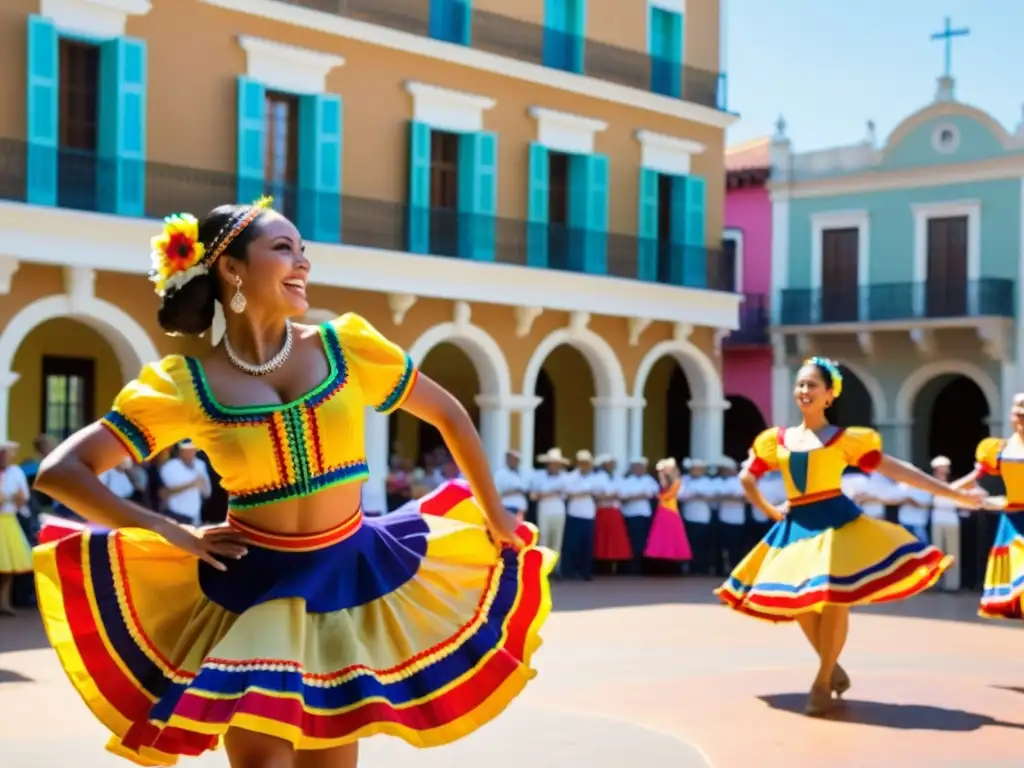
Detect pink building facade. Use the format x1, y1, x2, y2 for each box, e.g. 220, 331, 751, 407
721, 138, 772, 460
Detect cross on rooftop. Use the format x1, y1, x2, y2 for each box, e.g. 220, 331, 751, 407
930, 16, 969, 77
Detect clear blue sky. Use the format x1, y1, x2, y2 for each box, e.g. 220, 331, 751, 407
724, 0, 1024, 151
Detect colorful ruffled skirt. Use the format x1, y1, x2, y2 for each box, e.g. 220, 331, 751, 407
33, 481, 556, 766
593, 506, 633, 561
643, 506, 693, 561
0, 513, 32, 574
715, 493, 951, 622
979, 511, 1024, 619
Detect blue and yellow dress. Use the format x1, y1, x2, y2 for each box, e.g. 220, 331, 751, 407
715, 426, 951, 622
975, 435, 1024, 619
33, 313, 557, 766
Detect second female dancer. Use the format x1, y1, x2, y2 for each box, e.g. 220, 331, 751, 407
953, 391, 1024, 619
31, 199, 556, 767
716, 357, 984, 716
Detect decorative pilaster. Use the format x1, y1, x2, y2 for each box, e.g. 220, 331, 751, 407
0, 371, 22, 444
688, 398, 729, 461
474, 394, 514, 469
511, 394, 544, 471
591, 396, 635, 470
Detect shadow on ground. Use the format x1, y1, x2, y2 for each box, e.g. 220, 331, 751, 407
760, 694, 1024, 732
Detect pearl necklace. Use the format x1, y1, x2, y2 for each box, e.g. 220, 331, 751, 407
224, 320, 294, 377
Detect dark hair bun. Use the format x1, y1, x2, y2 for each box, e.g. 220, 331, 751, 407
157, 271, 217, 335
154, 203, 260, 336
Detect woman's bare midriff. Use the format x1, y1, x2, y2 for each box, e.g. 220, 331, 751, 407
225, 482, 365, 535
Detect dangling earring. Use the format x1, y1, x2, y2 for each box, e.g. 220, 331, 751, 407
229, 275, 247, 314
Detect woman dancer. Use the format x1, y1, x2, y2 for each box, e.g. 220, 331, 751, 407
953, 392, 1024, 619
0, 440, 32, 615
593, 455, 633, 567
715, 357, 982, 716
643, 458, 693, 567
32, 200, 556, 767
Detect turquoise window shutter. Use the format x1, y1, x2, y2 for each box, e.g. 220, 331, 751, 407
430, 0, 471, 44
671, 174, 707, 287
585, 153, 609, 274
407, 121, 432, 254
543, 0, 565, 69
236, 76, 266, 204
97, 37, 147, 217
297, 93, 342, 243
568, 0, 586, 74
457, 131, 497, 261
637, 168, 659, 281
567, 153, 608, 274
526, 142, 549, 267
26, 15, 59, 207
649, 8, 682, 98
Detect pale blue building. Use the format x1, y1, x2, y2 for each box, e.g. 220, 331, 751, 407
768, 74, 1022, 474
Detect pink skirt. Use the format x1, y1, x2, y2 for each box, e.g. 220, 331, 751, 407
643, 506, 693, 561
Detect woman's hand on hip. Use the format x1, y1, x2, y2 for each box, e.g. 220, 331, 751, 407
157, 520, 249, 571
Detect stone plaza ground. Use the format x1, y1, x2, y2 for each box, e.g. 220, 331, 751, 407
1, 577, 1022, 767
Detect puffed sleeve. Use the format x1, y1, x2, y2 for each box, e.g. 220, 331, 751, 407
974, 437, 1004, 476
99, 357, 193, 462
839, 427, 883, 472
744, 427, 780, 478
333, 313, 418, 414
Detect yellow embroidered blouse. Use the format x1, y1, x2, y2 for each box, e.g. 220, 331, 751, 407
746, 426, 883, 503
975, 436, 1024, 508
100, 313, 418, 511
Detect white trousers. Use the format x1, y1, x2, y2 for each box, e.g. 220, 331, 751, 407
930, 521, 961, 592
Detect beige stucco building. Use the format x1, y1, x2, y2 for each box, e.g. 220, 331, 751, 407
0, 0, 739, 497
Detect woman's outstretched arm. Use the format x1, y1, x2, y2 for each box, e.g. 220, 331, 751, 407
876, 454, 982, 508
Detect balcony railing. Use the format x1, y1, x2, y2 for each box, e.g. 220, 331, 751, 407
0, 139, 735, 291
723, 293, 770, 345
280, 0, 723, 109
777, 279, 1016, 325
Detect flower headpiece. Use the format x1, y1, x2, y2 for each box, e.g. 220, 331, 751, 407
805, 356, 844, 399
148, 196, 274, 298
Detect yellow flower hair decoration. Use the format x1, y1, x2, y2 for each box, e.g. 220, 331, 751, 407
149, 213, 206, 298
805, 356, 844, 399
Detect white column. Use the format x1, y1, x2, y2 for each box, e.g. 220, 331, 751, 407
882, 420, 912, 462
627, 397, 646, 460
0, 371, 19, 443
999, 360, 1016, 434
363, 407, 389, 503
770, 332, 791, 426
511, 394, 544, 470
688, 399, 729, 461
591, 396, 634, 470
474, 394, 512, 469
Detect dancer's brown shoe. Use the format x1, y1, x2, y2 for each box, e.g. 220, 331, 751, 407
803, 683, 833, 717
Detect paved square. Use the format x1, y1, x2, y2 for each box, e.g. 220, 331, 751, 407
2, 577, 1022, 766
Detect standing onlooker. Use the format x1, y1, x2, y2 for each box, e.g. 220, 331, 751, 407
494, 450, 528, 522
99, 458, 145, 500
680, 459, 715, 574
0, 440, 31, 616
561, 450, 606, 581
530, 448, 569, 573
620, 457, 658, 574
929, 455, 964, 592
896, 479, 931, 543
158, 442, 211, 526
713, 458, 747, 572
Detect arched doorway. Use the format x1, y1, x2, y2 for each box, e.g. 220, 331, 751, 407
911, 374, 989, 476
534, 369, 556, 465
723, 394, 766, 462
642, 357, 692, 462
911, 373, 992, 591
825, 365, 874, 427
7, 318, 125, 450
532, 345, 595, 468
389, 342, 480, 465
